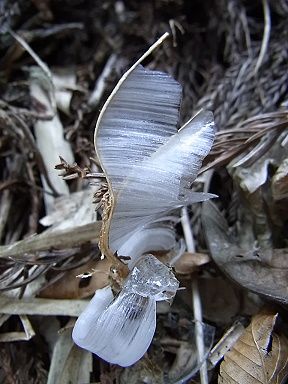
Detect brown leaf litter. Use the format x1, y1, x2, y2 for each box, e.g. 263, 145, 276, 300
1, 0, 288, 383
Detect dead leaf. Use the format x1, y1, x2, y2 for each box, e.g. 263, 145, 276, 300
39, 190, 96, 229
198, 277, 242, 325
174, 252, 210, 274
168, 341, 197, 381
209, 322, 245, 368
0, 296, 87, 316
160, 321, 215, 383
119, 357, 164, 384
0, 315, 35, 342
218, 311, 288, 384
39, 258, 110, 299
202, 201, 288, 303
52, 68, 77, 115
229, 130, 287, 194
30, 66, 74, 212
272, 158, 288, 200
47, 328, 92, 384
0, 221, 101, 259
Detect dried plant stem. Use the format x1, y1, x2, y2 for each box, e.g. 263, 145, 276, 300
254, 0, 271, 74
0, 222, 101, 260
8, 29, 56, 112
181, 207, 208, 384
0, 315, 35, 342
89, 54, 117, 107
191, 280, 208, 384
0, 296, 87, 316
0, 190, 12, 242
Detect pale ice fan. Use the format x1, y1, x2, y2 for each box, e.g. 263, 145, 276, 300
73, 34, 215, 367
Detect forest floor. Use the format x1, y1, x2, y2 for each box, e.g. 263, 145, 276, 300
0, 1, 288, 383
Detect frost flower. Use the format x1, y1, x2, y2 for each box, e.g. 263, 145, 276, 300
72, 35, 215, 366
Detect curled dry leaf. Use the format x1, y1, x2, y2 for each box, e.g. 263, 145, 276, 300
0, 296, 87, 317
202, 201, 288, 303
218, 311, 288, 384
272, 158, 288, 201
40, 190, 97, 229
52, 68, 77, 115
230, 130, 287, 195
29, 66, 74, 212
198, 277, 242, 325
174, 252, 210, 275
0, 314, 35, 342
209, 322, 245, 368
119, 358, 163, 384
47, 328, 92, 384
160, 321, 215, 383
39, 258, 110, 299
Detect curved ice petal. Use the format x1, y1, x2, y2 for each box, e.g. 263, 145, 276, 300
100, 292, 156, 366
73, 287, 156, 367
109, 110, 215, 252
118, 223, 179, 267
72, 286, 113, 343
95, 64, 182, 191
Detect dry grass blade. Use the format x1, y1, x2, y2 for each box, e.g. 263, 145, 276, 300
181, 207, 208, 384
254, 0, 271, 74
209, 322, 245, 368
202, 201, 288, 304
201, 111, 288, 174
0, 314, 35, 342
47, 328, 92, 384
0, 222, 101, 260
1, 0, 288, 381
0, 296, 88, 316
0, 222, 101, 291
218, 311, 288, 384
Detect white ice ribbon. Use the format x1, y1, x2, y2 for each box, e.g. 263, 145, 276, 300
72, 255, 179, 366
73, 49, 215, 366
